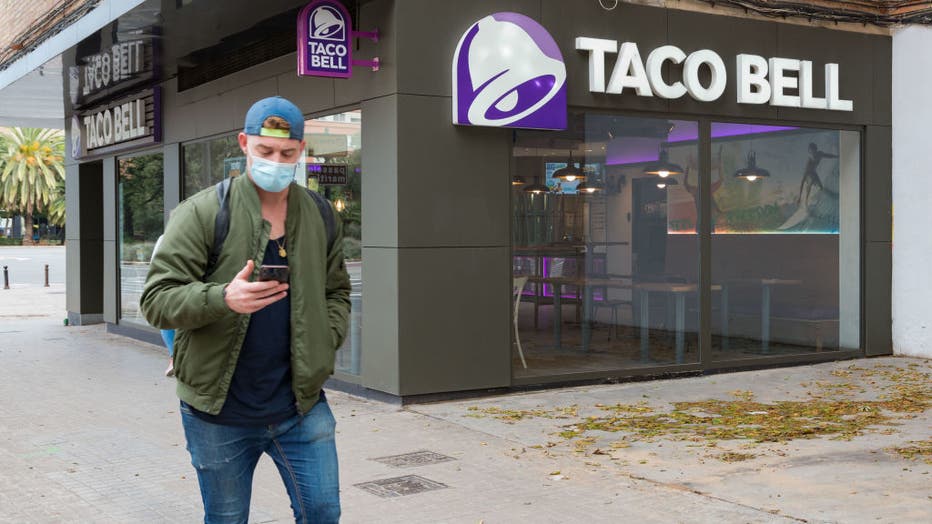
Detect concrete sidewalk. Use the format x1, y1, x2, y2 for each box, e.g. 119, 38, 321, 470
0, 283, 929, 523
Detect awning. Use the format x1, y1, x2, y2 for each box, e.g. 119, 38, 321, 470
0, 0, 148, 129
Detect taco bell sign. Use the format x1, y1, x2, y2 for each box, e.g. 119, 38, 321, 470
298, 0, 352, 78
452, 12, 567, 130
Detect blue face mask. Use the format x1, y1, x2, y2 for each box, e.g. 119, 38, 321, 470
249, 155, 297, 193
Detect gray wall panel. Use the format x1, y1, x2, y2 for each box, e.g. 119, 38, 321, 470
160, 78, 196, 145
191, 94, 239, 143
103, 241, 117, 323
864, 241, 892, 356
66, 241, 82, 314
361, 95, 398, 248
397, 94, 511, 248
865, 125, 892, 243
277, 71, 335, 116
397, 247, 511, 395
163, 143, 181, 219
872, 38, 893, 126
360, 247, 401, 394
102, 158, 116, 243
102, 157, 117, 323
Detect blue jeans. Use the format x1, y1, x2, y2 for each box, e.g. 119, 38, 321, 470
180, 394, 340, 523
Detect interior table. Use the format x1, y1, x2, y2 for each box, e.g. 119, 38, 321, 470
635, 282, 721, 364
720, 278, 802, 353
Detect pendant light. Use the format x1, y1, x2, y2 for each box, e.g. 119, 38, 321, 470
523, 176, 550, 194
552, 150, 586, 182
575, 180, 603, 194
734, 151, 770, 182
511, 176, 526, 187
656, 177, 678, 190
643, 147, 684, 178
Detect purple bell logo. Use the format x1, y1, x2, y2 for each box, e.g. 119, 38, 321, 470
453, 13, 566, 130
310, 5, 346, 41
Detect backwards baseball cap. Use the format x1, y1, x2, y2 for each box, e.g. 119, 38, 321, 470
243, 96, 305, 141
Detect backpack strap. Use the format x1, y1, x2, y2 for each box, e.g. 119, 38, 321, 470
304, 187, 336, 253
205, 179, 336, 279
206, 177, 232, 278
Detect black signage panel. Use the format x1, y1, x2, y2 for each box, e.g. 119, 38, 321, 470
72, 87, 161, 160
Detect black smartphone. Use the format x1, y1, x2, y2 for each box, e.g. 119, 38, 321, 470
258, 264, 290, 284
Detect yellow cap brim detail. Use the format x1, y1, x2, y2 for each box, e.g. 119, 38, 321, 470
259, 128, 291, 138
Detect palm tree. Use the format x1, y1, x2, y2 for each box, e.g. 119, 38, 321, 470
0, 128, 65, 244
47, 177, 66, 227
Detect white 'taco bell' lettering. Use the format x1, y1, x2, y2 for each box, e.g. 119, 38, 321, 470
736, 54, 771, 104
736, 53, 851, 111
579, 40, 853, 111
645, 45, 687, 99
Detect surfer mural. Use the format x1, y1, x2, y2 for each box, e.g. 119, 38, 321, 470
778, 142, 839, 231
665, 126, 842, 235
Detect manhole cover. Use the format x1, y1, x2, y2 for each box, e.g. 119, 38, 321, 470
371, 450, 455, 468
354, 475, 448, 498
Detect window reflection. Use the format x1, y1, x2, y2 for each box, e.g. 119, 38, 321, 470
304, 110, 362, 376
183, 134, 242, 198
512, 114, 700, 379
710, 124, 860, 358
119, 152, 164, 326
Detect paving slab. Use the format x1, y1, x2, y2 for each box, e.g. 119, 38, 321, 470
0, 246, 929, 523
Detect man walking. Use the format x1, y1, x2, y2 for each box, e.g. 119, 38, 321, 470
141, 96, 350, 523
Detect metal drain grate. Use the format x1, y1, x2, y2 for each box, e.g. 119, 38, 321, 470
371, 450, 456, 468
354, 475, 448, 498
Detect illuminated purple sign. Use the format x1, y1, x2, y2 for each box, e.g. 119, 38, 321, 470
452, 12, 566, 130
298, 0, 352, 78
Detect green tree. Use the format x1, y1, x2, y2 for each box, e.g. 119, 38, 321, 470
0, 127, 65, 244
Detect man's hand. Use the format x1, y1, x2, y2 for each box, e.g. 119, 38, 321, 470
223, 260, 289, 314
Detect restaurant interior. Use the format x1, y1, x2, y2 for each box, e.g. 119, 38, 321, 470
510, 112, 860, 380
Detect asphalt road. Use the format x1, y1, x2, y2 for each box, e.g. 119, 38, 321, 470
0, 246, 66, 287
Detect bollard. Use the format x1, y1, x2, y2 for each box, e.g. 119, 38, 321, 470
3, 265, 8, 290
44, 264, 49, 287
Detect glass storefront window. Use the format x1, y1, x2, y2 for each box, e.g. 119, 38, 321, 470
305, 110, 362, 375
183, 134, 242, 198
512, 114, 700, 379
710, 124, 860, 359
119, 152, 164, 326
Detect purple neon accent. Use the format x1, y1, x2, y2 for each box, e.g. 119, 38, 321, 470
491, 12, 563, 62
709, 123, 799, 140
665, 124, 699, 143
605, 123, 801, 165
297, 0, 353, 79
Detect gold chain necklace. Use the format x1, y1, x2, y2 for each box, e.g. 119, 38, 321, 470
272, 236, 287, 257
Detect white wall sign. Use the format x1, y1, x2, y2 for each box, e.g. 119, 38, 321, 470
576, 39, 853, 111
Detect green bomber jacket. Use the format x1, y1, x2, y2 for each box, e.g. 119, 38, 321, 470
140, 174, 351, 415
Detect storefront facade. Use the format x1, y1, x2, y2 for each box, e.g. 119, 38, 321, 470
58, 0, 891, 401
